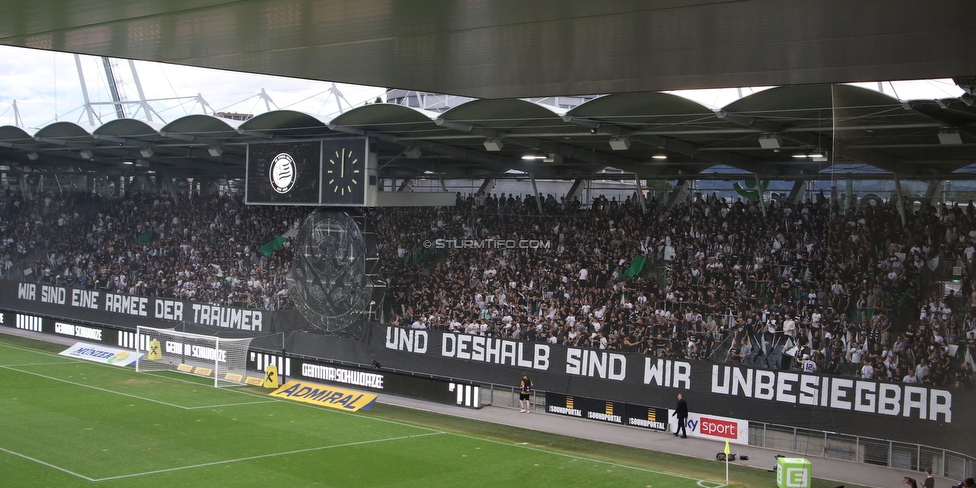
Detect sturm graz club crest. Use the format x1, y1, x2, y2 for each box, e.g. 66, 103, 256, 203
269, 152, 297, 194
287, 210, 372, 336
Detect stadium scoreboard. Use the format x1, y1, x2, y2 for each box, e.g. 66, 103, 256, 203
245, 138, 369, 207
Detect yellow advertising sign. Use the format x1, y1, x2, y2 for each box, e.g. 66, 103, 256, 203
194, 367, 213, 377
262, 365, 279, 389
269, 380, 377, 411
147, 339, 162, 361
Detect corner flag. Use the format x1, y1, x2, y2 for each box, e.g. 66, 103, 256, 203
724, 439, 731, 484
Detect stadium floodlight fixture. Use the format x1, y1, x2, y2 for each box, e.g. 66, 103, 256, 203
608, 136, 631, 150
938, 128, 962, 145
483, 138, 504, 151
758, 133, 782, 149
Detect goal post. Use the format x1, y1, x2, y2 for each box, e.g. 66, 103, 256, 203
135, 326, 254, 387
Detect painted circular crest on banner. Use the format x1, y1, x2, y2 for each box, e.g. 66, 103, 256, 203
286, 210, 370, 334
269, 152, 297, 194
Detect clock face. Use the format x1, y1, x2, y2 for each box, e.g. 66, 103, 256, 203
320, 139, 367, 206
327, 147, 361, 195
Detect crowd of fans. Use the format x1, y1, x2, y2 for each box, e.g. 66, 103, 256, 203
0, 190, 304, 310
378, 191, 975, 390
1, 188, 974, 389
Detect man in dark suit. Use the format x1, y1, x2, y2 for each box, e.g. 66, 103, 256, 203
922, 467, 934, 488
673, 393, 688, 438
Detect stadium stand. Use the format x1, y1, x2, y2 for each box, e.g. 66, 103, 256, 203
1, 189, 974, 390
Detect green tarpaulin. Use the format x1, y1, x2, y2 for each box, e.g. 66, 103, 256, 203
405, 249, 434, 266
623, 255, 647, 278
133, 232, 156, 244
259, 236, 286, 257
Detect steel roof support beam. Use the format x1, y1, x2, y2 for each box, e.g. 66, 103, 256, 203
329, 123, 546, 177
904, 101, 976, 140
434, 117, 649, 174
561, 116, 767, 175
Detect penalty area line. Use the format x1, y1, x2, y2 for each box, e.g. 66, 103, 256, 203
0, 446, 96, 482
0, 364, 191, 410
91, 431, 446, 482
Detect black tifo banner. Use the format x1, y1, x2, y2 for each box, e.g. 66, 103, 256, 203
0, 281, 273, 333
366, 325, 972, 455
0, 310, 479, 408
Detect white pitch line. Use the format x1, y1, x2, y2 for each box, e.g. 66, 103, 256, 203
0, 446, 96, 482
91, 431, 446, 482
0, 361, 78, 367
0, 364, 193, 409
185, 399, 280, 409
698, 480, 728, 488
446, 429, 719, 485
0, 364, 272, 411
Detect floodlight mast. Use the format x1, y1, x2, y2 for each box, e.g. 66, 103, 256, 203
101, 57, 126, 120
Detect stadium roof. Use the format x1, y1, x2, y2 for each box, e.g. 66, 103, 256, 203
0, 1, 973, 99
0, 1, 973, 183
2, 84, 975, 182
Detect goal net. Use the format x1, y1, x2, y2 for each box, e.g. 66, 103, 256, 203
135, 326, 254, 387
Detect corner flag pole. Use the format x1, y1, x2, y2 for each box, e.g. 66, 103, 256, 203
724, 439, 730, 484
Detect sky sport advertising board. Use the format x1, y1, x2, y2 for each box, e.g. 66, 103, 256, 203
667, 410, 749, 445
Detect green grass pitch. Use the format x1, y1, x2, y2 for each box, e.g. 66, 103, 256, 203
0, 334, 862, 487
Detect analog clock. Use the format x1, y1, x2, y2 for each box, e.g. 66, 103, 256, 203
321, 139, 367, 206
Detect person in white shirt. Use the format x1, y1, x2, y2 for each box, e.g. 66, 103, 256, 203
849, 345, 864, 365
860, 359, 875, 379
902, 369, 919, 384
810, 309, 822, 329
782, 315, 796, 339
915, 358, 930, 381
410, 316, 427, 329
799, 354, 818, 373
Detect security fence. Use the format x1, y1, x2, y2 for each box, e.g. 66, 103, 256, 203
749, 421, 976, 481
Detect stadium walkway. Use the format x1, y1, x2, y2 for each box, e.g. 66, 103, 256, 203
380, 393, 951, 488
0, 327, 951, 488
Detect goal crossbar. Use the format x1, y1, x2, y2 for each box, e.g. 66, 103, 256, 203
135, 326, 254, 387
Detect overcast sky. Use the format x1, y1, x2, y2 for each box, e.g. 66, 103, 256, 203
0, 45, 388, 130
0, 45, 965, 131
